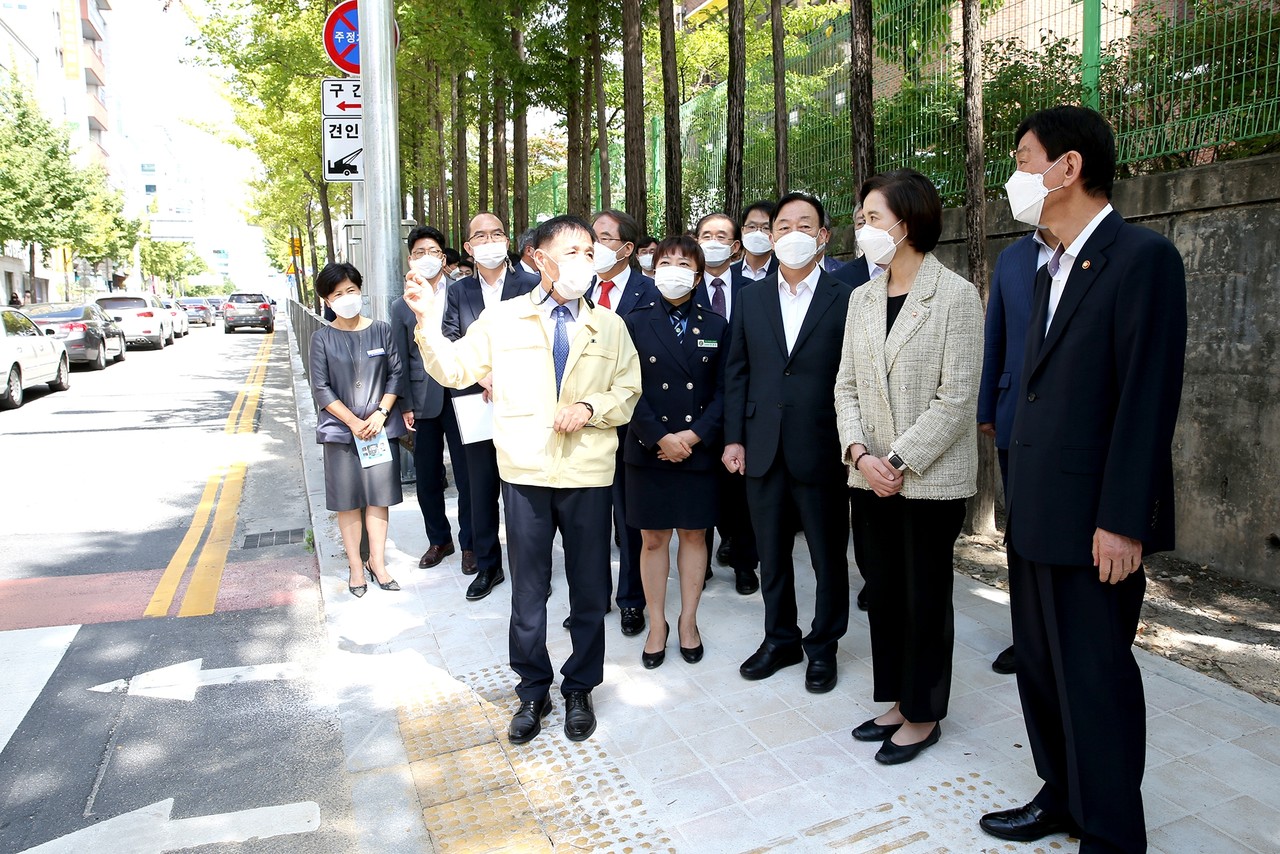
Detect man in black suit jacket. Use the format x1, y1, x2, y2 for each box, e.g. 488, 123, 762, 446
441, 212, 540, 601
723, 192, 853, 694
735, 199, 779, 284
392, 225, 472, 573
978, 107, 1187, 854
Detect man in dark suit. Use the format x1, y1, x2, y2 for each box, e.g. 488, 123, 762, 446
696, 211, 761, 595
723, 192, 854, 694
978, 107, 1186, 854
392, 225, 473, 573
735, 200, 779, 284
442, 212, 540, 601
976, 226, 1059, 675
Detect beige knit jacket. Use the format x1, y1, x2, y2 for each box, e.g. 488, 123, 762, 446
835, 252, 984, 500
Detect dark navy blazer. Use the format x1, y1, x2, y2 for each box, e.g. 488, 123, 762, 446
623, 300, 728, 471
392, 294, 445, 419
977, 233, 1041, 450
831, 255, 874, 289
589, 269, 659, 316
440, 265, 540, 396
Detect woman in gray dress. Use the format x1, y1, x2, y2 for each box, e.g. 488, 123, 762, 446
310, 262, 406, 597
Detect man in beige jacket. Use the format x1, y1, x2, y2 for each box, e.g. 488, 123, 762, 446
405, 215, 641, 745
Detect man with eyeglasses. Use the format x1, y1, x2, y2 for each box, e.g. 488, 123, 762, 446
440, 212, 541, 602
734, 200, 779, 283
391, 225, 474, 575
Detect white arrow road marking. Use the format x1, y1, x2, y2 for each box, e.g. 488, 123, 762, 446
21, 798, 320, 853
88, 659, 303, 702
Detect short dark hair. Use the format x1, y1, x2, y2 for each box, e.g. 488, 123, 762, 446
857, 169, 942, 253
407, 225, 446, 253
694, 212, 740, 243
443, 247, 461, 265
740, 199, 776, 225
771, 192, 826, 231
534, 214, 596, 251
517, 228, 538, 254
316, 262, 362, 299
1015, 106, 1116, 199
653, 234, 706, 278
458, 256, 474, 270
637, 234, 658, 250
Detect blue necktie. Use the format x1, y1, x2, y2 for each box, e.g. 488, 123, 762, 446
552, 305, 570, 397
671, 310, 686, 341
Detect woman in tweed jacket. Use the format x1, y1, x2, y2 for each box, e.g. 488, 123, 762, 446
834, 169, 984, 765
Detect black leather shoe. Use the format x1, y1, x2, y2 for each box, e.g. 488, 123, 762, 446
739, 642, 803, 680
805, 659, 837, 693
563, 691, 596, 741
875, 723, 941, 765
716, 539, 732, 566
856, 586, 869, 611
979, 802, 1076, 842
619, 607, 645, 636
735, 569, 759, 595
465, 567, 505, 601
642, 621, 668, 669
992, 644, 1017, 675
852, 717, 902, 742
508, 694, 551, 744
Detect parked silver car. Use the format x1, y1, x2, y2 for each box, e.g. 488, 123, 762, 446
24, 302, 126, 370
223, 292, 275, 334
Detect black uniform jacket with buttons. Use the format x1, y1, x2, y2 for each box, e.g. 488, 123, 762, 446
1007, 210, 1187, 566
440, 265, 540, 397
723, 270, 853, 484
622, 300, 728, 472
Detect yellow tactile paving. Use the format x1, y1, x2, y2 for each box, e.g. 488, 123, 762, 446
399, 662, 676, 853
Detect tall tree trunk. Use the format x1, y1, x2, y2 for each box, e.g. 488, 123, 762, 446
770, 0, 788, 196
28, 243, 35, 287
493, 72, 510, 227
453, 72, 470, 248
318, 180, 336, 263
622, 0, 646, 230
592, 21, 611, 211
961, 0, 996, 537
479, 84, 490, 213
658, 0, 683, 234
580, 51, 594, 212
512, 26, 530, 235
306, 203, 321, 293
725, 0, 746, 219
433, 66, 449, 241
850, 0, 876, 192
566, 57, 584, 216
450, 75, 461, 247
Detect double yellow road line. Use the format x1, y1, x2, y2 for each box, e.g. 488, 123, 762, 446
145, 334, 273, 618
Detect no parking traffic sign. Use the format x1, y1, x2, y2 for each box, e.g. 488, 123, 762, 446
322, 0, 400, 75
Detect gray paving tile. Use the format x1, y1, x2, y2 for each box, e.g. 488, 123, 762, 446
1148, 815, 1260, 853
1146, 759, 1242, 813
1168, 698, 1273, 741
1200, 795, 1280, 853
1231, 727, 1280, 766
1182, 741, 1280, 811
714, 751, 803, 803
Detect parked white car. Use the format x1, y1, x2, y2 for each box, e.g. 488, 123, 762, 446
95, 293, 174, 349
161, 298, 190, 337
1, 307, 70, 409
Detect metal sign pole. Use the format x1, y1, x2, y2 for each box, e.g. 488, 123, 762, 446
361, 0, 402, 322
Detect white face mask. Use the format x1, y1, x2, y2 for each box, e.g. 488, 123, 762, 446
592, 241, 620, 273
856, 220, 906, 267
637, 252, 655, 271
411, 254, 443, 280
699, 240, 733, 266
742, 231, 773, 256
653, 266, 697, 300
772, 231, 820, 269
329, 292, 363, 319
549, 255, 595, 301
471, 242, 509, 270
1004, 154, 1066, 227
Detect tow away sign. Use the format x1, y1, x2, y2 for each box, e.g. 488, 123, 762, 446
323, 118, 363, 182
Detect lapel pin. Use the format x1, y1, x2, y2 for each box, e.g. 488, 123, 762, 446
911, 311, 918, 318
1082, 260, 1091, 270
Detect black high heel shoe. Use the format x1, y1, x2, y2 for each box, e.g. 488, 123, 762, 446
642, 621, 669, 669
365, 561, 401, 592
678, 617, 704, 663
348, 567, 368, 598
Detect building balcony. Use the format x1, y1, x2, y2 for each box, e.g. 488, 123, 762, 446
81, 0, 109, 41
82, 41, 106, 87
86, 90, 108, 131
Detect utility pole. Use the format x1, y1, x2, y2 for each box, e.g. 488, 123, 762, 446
361, 0, 401, 322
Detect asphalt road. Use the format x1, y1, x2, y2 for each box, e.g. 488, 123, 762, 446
0, 317, 353, 852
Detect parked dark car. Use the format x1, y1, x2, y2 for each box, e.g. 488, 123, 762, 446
23, 302, 126, 370
223, 292, 275, 334
177, 297, 214, 326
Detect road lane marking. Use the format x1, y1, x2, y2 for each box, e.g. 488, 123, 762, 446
89, 658, 303, 701
144, 335, 274, 618
0, 625, 79, 754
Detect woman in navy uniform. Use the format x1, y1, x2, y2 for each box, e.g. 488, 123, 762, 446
623, 235, 728, 668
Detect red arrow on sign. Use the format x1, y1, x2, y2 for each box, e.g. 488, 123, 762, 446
336, 101, 362, 111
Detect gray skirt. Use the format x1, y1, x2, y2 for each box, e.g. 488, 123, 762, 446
322, 441, 403, 511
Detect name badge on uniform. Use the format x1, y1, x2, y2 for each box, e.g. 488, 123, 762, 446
696, 339, 718, 349
367, 347, 386, 356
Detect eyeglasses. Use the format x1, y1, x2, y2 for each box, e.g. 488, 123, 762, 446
742, 224, 771, 234
409, 247, 445, 260
468, 229, 507, 243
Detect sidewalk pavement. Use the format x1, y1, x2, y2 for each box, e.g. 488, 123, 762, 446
288, 319, 1280, 854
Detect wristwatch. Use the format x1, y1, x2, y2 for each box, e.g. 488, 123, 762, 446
376, 406, 390, 417
887, 451, 908, 472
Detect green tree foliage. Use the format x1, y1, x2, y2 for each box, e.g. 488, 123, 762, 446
140, 236, 209, 293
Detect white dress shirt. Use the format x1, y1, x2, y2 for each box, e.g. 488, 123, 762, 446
740, 256, 771, 281
703, 269, 735, 319
480, 267, 507, 315
778, 265, 822, 354
1032, 229, 1056, 270
590, 265, 631, 313
520, 260, 539, 277
1046, 204, 1112, 333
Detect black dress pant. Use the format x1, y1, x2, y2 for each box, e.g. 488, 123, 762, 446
708, 465, 759, 571
502, 482, 612, 701
463, 437, 503, 571
744, 456, 849, 661
412, 398, 472, 549
1008, 544, 1148, 854
851, 491, 965, 722
610, 438, 644, 609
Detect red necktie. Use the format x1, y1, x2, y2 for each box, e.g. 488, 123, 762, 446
598, 280, 614, 309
